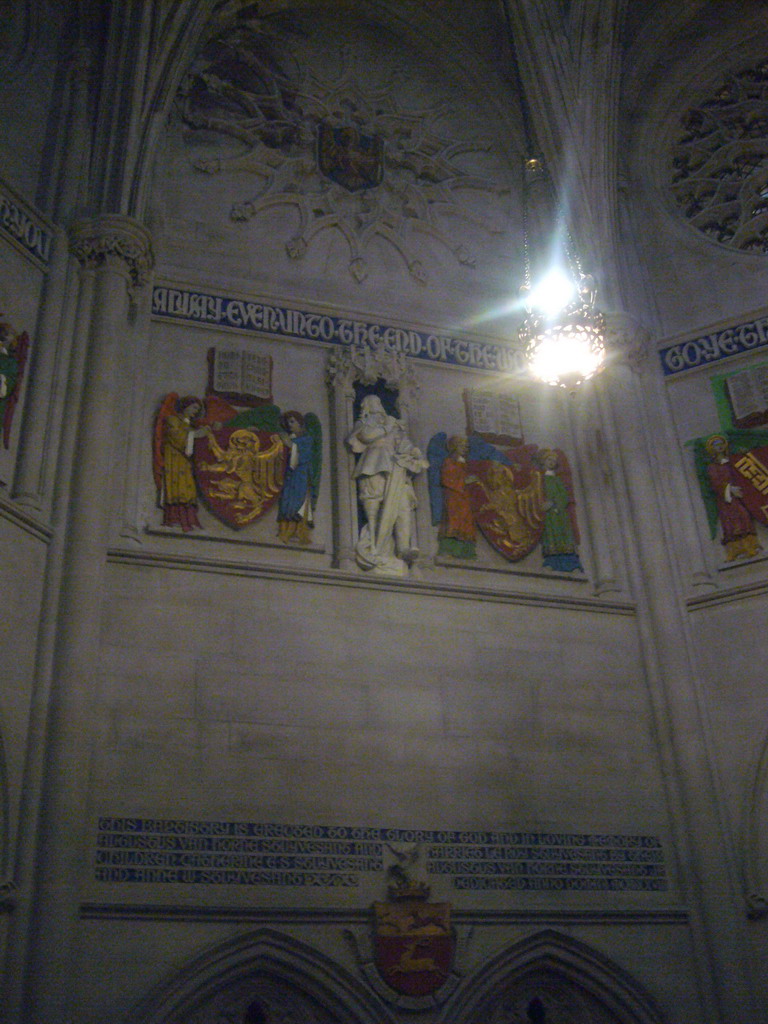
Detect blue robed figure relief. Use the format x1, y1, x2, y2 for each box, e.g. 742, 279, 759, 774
277, 411, 322, 544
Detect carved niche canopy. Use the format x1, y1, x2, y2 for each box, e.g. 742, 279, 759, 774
176, 9, 512, 283
670, 58, 768, 252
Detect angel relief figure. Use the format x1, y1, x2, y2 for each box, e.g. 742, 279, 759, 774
428, 433, 583, 570
0, 316, 30, 449
153, 394, 212, 531
276, 411, 322, 544
535, 448, 583, 572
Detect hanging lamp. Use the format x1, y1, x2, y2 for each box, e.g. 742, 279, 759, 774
503, 3, 607, 388
518, 160, 606, 388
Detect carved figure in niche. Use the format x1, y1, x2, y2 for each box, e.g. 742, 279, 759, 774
536, 448, 583, 572
427, 434, 477, 559
346, 394, 428, 574
277, 410, 322, 544
153, 394, 212, 531
698, 433, 763, 560
0, 317, 29, 448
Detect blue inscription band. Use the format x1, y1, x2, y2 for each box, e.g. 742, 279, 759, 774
95, 818, 667, 891
659, 315, 768, 376
152, 285, 525, 375
0, 186, 52, 267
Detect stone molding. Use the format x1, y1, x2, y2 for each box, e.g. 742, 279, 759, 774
603, 311, 652, 374
0, 495, 53, 543
106, 547, 635, 616
68, 215, 154, 287
79, 903, 687, 925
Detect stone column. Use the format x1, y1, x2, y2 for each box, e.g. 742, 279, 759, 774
13, 46, 97, 510
595, 312, 756, 1021
326, 350, 358, 571
564, 385, 624, 596
604, 312, 717, 593
6, 216, 152, 1024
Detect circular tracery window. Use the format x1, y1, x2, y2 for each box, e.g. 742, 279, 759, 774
671, 58, 768, 252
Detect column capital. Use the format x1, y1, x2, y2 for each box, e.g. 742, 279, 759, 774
603, 310, 652, 375
68, 215, 154, 287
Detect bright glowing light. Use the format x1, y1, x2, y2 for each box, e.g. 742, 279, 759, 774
527, 267, 577, 318
526, 327, 605, 387
520, 277, 607, 388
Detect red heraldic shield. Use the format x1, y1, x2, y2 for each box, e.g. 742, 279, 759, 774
465, 445, 545, 561
373, 901, 453, 997
731, 444, 768, 526
194, 424, 286, 529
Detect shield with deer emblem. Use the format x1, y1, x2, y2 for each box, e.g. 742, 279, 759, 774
373, 901, 453, 997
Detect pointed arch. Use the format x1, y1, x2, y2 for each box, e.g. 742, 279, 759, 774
127, 927, 395, 1024
445, 929, 669, 1024
0, 725, 8, 882
744, 722, 768, 919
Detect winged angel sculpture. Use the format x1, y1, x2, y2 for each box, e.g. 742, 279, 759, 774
154, 392, 321, 537
177, 17, 509, 281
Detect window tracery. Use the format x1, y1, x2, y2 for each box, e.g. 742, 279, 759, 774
671, 59, 768, 252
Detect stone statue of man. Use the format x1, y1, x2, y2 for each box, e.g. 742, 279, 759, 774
346, 394, 428, 574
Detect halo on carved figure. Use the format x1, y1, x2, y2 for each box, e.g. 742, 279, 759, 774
670, 58, 768, 252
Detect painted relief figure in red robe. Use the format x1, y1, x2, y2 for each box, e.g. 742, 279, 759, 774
438, 436, 477, 558
705, 434, 761, 560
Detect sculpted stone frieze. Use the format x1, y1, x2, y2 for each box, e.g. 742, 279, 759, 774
177, 10, 511, 283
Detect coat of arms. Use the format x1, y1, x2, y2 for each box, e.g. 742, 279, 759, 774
153, 348, 321, 540
193, 416, 286, 529
428, 433, 582, 570
373, 899, 453, 998
318, 123, 384, 192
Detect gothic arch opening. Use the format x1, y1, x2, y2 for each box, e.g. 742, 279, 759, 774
128, 927, 394, 1024
446, 930, 669, 1024
744, 721, 768, 919
0, 727, 8, 883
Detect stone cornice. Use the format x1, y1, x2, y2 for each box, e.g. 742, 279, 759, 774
68, 215, 154, 287
107, 547, 635, 616
79, 901, 688, 926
